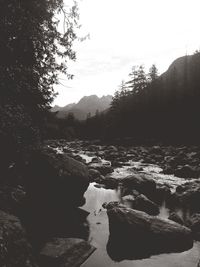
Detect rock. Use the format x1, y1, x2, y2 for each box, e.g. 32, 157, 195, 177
153, 185, 171, 204
122, 195, 135, 203
105, 152, 120, 161
121, 172, 156, 200
162, 165, 174, 175
103, 176, 118, 189
25, 147, 89, 210
106, 145, 118, 152
88, 168, 101, 182
40, 238, 96, 267
0, 210, 38, 266
176, 185, 185, 193
103, 201, 126, 210
94, 183, 106, 189
168, 212, 184, 225
150, 146, 163, 155
106, 204, 193, 261
24, 147, 90, 238
168, 181, 200, 212
73, 154, 84, 162
187, 213, 200, 240
88, 162, 113, 175
91, 157, 101, 163
133, 194, 159, 215
174, 165, 199, 178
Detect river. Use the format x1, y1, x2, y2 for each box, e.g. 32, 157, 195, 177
53, 141, 200, 266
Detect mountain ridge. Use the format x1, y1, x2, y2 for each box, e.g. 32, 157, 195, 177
52, 94, 112, 120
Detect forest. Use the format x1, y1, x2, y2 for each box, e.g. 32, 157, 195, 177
47, 51, 200, 144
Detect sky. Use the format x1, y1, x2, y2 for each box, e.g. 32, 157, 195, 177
53, 0, 200, 106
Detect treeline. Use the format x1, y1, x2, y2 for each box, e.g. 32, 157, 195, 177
47, 51, 200, 144
0, 0, 79, 178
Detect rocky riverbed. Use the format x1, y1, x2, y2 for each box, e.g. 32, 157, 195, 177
45, 139, 200, 267
2, 139, 200, 266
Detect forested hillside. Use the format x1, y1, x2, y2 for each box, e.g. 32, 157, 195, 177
81, 51, 200, 143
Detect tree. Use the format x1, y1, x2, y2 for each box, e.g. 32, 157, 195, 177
148, 64, 159, 82
0, 0, 79, 170
125, 66, 138, 91
126, 65, 147, 94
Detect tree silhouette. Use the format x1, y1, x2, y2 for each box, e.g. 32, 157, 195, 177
0, 0, 79, 171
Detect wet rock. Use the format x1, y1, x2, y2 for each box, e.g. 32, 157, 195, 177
174, 165, 199, 178
106, 145, 118, 152
153, 185, 171, 204
88, 162, 113, 175
106, 204, 193, 261
105, 152, 120, 161
73, 154, 84, 162
111, 160, 124, 168
94, 183, 106, 189
88, 168, 101, 182
176, 185, 185, 193
162, 165, 174, 175
187, 213, 200, 240
103, 176, 118, 189
121, 172, 156, 200
91, 157, 101, 163
168, 181, 200, 212
168, 212, 184, 225
122, 195, 135, 203
96, 151, 105, 157
0, 210, 38, 267
103, 201, 126, 210
133, 194, 159, 215
40, 238, 96, 267
93, 175, 106, 184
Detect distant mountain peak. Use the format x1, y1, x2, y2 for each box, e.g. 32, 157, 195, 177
51, 94, 112, 120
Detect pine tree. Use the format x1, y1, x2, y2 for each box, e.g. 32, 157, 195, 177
148, 64, 159, 82
0, 0, 79, 169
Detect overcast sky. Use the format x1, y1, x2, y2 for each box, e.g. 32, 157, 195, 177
53, 0, 200, 106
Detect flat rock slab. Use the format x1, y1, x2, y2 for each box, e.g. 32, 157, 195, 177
40, 238, 96, 267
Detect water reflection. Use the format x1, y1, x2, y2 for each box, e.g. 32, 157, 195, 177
82, 183, 200, 267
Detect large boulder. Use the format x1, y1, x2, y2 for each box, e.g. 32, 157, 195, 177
0, 210, 38, 267
168, 180, 200, 212
40, 238, 95, 267
106, 203, 193, 261
24, 147, 90, 238
25, 147, 89, 210
174, 165, 200, 178
121, 172, 156, 200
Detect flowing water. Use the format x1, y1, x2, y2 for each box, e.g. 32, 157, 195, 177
53, 144, 200, 266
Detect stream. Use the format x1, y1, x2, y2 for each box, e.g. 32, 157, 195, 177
53, 142, 200, 266
82, 183, 200, 267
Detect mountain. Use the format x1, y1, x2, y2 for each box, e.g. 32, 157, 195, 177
52, 95, 112, 120
160, 53, 200, 89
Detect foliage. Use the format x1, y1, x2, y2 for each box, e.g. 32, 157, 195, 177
0, 0, 79, 168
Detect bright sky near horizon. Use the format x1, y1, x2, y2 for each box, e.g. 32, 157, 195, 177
53, 0, 200, 106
